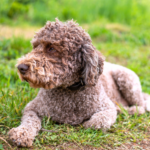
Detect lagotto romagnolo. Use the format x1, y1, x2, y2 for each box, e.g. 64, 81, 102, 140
8, 19, 150, 147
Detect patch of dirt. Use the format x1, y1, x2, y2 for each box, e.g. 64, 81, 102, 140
1, 139, 150, 150
116, 139, 150, 150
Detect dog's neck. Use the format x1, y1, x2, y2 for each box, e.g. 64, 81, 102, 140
67, 78, 85, 91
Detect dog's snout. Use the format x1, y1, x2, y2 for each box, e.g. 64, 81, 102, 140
17, 64, 29, 74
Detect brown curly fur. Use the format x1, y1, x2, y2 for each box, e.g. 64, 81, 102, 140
8, 19, 150, 147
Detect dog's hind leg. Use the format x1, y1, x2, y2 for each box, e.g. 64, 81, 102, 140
143, 92, 150, 112
112, 65, 146, 111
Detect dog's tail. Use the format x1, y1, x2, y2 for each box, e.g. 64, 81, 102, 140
143, 92, 150, 112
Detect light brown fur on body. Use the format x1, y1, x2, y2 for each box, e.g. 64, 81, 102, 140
8, 19, 150, 147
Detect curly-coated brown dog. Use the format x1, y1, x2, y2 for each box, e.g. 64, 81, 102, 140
8, 19, 150, 147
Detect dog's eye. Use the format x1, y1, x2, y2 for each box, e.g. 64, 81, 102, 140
46, 44, 56, 54
49, 47, 54, 51
47, 47, 56, 53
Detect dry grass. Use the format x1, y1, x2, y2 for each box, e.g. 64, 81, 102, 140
0, 25, 39, 39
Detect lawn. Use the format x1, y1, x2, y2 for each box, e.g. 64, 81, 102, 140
0, 0, 150, 149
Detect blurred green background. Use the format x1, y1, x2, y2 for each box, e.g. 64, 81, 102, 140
0, 0, 150, 149
1, 0, 150, 27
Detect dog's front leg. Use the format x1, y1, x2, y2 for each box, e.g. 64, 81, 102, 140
83, 96, 117, 130
83, 109, 117, 130
8, 101, 42, 147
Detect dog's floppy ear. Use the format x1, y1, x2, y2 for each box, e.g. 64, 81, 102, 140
81, 44, 104, 86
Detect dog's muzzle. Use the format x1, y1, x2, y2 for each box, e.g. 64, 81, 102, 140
17, 64, 29, 74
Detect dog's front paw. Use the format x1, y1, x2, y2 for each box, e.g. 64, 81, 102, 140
83, 118, 106, 129
83, 118, 112, 130
8, 126, 35, 147
83, 111, 116, 130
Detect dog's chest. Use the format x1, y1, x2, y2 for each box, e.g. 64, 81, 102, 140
44, 88, 99, 125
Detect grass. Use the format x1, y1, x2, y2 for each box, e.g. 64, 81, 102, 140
0, 0, 150, 149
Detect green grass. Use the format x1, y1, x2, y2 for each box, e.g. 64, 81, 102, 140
0, 0, 150, 149
1, 0, 150, 27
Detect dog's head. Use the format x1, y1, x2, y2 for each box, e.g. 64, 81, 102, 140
17, 19, 104, 89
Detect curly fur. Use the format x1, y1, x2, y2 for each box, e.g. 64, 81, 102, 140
8, 19, 150, 147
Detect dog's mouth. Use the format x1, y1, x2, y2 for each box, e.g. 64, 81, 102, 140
21, 75, 56, 89
21, 76, 30, 83
24, 79, 28, 82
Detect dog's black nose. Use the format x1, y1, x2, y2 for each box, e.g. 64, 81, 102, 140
17, 64, 29, 74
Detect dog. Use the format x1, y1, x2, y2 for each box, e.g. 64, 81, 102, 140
8, 19, 150, 147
